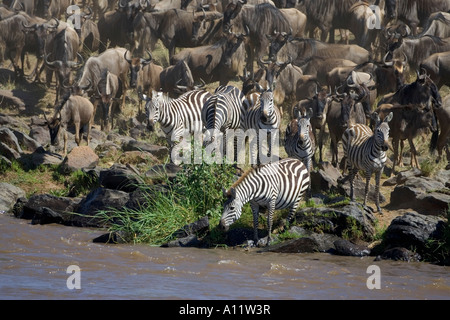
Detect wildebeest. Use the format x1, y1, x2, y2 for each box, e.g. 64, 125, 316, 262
268, 36, 370, 66
384, 0, 450, 35
97, 69, 122, 132
0, 14, 28, 76
124, 49, 152, 90
76, 8, 101, 56
375, 103, 438, 174
43, 24, 81, 102
44, 93, 95, 156
222, 1, 291, 73
97, 4, 133, 53
420, 51, 450, 89
76, 47, 130, 107
378, 70, 442, 109
385, 35, 450, 71
430, 95, 450, 164
171, 31, 247, 85
159, 60, 195, 97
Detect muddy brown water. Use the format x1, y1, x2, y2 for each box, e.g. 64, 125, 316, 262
1, 213, 449, 300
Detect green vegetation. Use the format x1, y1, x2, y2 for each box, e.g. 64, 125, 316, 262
424, 207, 450, 265
91, 162, 237, 245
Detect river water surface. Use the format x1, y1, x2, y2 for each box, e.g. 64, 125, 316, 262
1, 213, 449, 300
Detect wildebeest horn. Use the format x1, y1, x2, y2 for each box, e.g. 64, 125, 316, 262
383, 52, 394, 66
79, 79, 91, 90
22, 21, 37, 30
46, 18, 59, 29
124, 50, 132, 64
259, 56, 271, 65
61, 78, 72, 89
194, 78, 206, 89
44, 53, 60, 69
119, 0, 127, 8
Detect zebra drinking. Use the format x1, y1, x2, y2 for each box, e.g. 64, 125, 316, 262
342, 112, 393, 213
220, 158, 310, 246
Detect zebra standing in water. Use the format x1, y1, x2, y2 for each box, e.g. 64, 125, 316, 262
144, 89, 212, 149
342, 112, 393, 213
284, 107, 316, 173
220, 158, 310, 246
243, 88, 282, 164
202, 85, 246, 162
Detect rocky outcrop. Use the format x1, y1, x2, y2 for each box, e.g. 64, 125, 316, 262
0, 183, 26, 214
60, 146, 99, 173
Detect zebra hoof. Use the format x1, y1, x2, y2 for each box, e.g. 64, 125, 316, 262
257, 237, 269, 247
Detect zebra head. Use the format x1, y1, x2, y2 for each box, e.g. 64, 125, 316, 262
259, 89, 275, 123
297, 111, 313, 146
373, 111, 393, 151
146, 91, 164, 131
220, 187, 244, 231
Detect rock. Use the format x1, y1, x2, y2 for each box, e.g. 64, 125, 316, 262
122, 139, 169, 160
162, 234, 202, 248
29, 125, 50, 146
338, 174, 386, 206
224, 228, 268, 247
310, 162, 342, 193
377, 247, 422, 262
99, 164, 143, 192
383, 168, 423, 186
11, 129, 41, 152
60, 146, 99, 173
294, 202, 377, 240
383, 212, 445, 252
0, 142, 21, 160
333, 239, 370, 257
0, 127, 23, 154
389, 176, 449, 214
265, 237, 321, 253
74, 188, 130, 227
173, 216, 209, 238
30, 147, 64, 167
92, 231, 130, 244
0, 114, 27, 131
145, 163, 182, 181
0, 183, 26, 214
435, 169, 450, 188
17, 193, 82, 222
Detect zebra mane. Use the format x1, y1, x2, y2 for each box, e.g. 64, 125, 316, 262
230, 166, 256, 190
151, 90, 172, 103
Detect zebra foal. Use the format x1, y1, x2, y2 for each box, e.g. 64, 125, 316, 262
342, 112, 393, 213
244, 88, 282, 164
220, 158, 310, 246
284, 108, 316, 172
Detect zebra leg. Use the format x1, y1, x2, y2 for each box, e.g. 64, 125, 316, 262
363, 169, 373, 208
349, 167, 357, 202
375, 170, 382, 213
250, 201, 260, 245
265, 199, 276, 246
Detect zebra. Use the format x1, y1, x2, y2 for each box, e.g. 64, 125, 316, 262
144, 89, 212, 149
284, 107, 316, 173
341, 112, 393, 213
243, 88, 282, 164
220, 158, 311, 246
202, 85, 246, 161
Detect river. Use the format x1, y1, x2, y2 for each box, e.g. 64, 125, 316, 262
1, 212, 449, 300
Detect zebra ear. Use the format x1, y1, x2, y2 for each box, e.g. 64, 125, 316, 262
223, 188, 228, 198
384, 112, 393, 123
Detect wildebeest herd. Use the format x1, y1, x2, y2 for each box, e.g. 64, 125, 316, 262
1, 0, 450, 244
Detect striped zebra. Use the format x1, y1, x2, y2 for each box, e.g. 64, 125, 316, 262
342, 112, 393, 213
284, 108, 316, 173
243, 88, 282, 164
144, 89, 211, 149
202, 85, 246, 161
220, 158, 311, 246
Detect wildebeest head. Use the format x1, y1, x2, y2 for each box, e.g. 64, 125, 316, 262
22, 18, 59, 58
124, 50, 153, 89
44, 110, 61, 146
221, 29, 247, 69
385, 0, 397, 21
415, 70, 442, 109
310, 85, 329, 122
222, 0, 246, 33
267, 31, 292, 62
